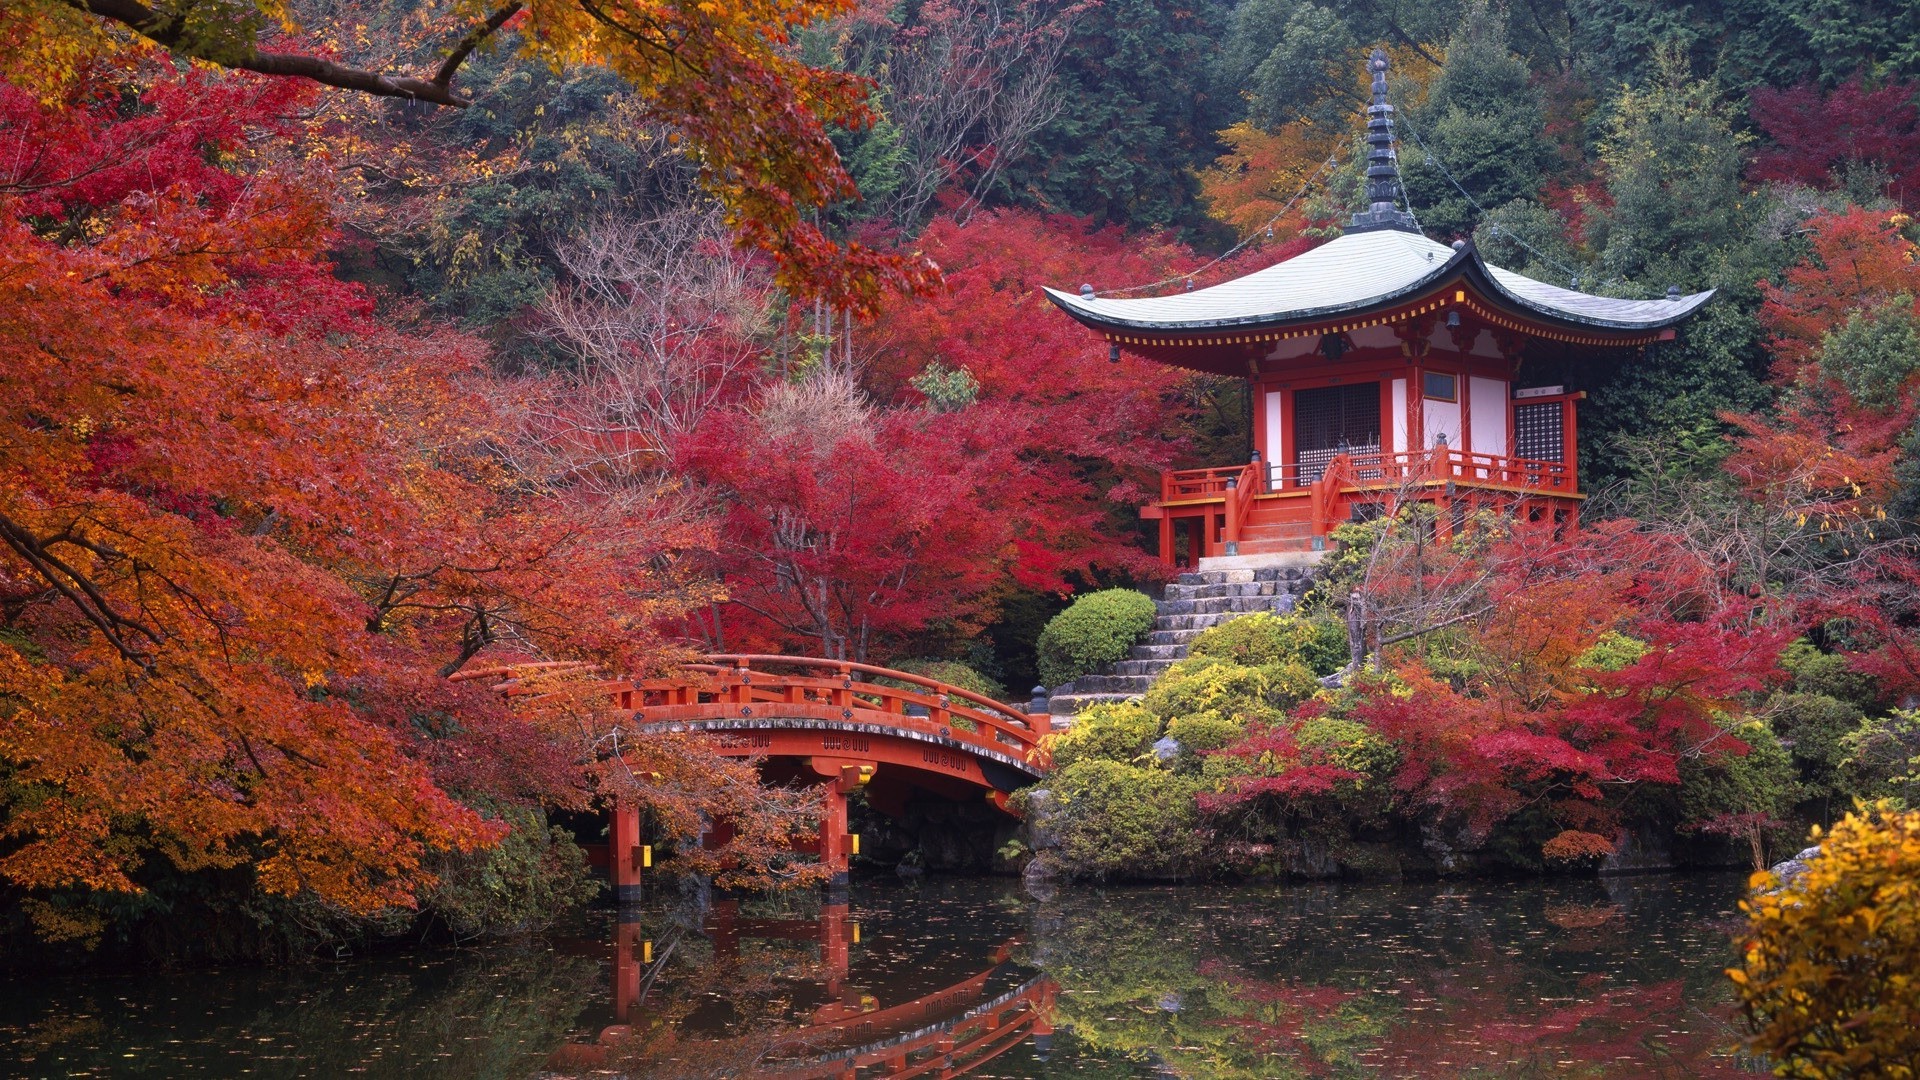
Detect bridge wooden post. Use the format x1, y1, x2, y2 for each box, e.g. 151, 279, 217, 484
820, 781, 851, 890
609, 799, 644, 906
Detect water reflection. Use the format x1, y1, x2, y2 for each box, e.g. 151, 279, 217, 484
548, 900, 1055, 1077
0, 874, 1764, 1078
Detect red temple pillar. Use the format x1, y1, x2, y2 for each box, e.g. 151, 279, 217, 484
612, 914, 646, 1024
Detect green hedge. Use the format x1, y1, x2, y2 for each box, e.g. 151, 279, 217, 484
1036, 588, 1158, 687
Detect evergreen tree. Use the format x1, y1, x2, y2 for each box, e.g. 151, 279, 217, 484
1399, 2, 1552, 239
996, 0, 1237, 231
1218, 0, 1461, 133
1534, 56, 1792, 488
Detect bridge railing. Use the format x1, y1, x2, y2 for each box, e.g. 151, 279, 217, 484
617, 654, 1051, 769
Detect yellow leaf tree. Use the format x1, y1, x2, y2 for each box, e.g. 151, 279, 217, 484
1732, 802, 1920, 1078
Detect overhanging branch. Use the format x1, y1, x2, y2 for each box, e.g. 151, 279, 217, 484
69, 0, 526, 108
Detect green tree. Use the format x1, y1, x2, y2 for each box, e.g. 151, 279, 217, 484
1819, 297, 1920, 409
1400, 1, 1552, 239
999, 0, 1237, 230
1531, 55, 1790, 487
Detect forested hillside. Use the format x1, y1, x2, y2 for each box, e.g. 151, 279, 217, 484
6, 0, 1920, 960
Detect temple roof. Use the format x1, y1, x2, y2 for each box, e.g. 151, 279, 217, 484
1044, 229, 1714, 337
1047, 47, 1711, 349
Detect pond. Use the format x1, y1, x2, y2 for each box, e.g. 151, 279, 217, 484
3, 873, 1766, 1078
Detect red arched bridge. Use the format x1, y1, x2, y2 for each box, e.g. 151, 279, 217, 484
600, 655, 1054, 894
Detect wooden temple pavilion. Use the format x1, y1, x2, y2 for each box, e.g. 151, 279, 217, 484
1047, 50, 1714, 567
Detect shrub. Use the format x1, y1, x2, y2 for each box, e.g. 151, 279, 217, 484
883, 657, 1007, 700
1679, 723, 1801, 867
1039, 758, 1204, 879
1732, 802, 1920, 1077
1036, 588, 1158, 687
1046, 701, 1161, 769
1574, 630, 1650, 671
1769, 692, 1863, 804
1295, 716, 1398, 784
1783, 638, 1880, 710
1186, 611, 1349, 677
1143, 657, 1277, 725
423, 807, 601, 939
1164, 712, 1247, 757
1143, 655, 1316, 721
1844, 709, 1920, 807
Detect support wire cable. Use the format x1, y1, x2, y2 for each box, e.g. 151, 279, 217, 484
1396, 114, 1592, 287
1092, 152, 1342, 298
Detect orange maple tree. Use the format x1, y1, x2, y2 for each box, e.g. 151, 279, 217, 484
0, 55, 819, 941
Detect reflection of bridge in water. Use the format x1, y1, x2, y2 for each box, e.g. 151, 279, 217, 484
546, 902, 1057, 1078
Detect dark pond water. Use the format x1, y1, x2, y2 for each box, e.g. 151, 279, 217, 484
2, 873, 1766, 1078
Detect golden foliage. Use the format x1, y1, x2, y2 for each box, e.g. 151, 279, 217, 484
1732, 802, 1920, 1078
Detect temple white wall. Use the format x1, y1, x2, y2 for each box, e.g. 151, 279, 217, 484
1390, 378, 1408, 454
1424, 396, 1461, 448
1469, 376, 1509, 457
1263, 389, 1284, 486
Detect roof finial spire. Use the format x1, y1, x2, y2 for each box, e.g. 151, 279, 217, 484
1349, 47, 1419, 234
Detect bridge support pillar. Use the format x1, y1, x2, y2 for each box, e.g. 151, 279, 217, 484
609, 799, 644, 906
819, 782, 851, 890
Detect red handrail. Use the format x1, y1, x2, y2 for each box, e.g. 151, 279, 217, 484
623, 654, 1051, 768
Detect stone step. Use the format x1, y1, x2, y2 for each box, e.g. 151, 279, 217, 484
1161, 581, 1275, 601
1045, 692, 1137, 719
1110, 659, 1176, 677
1129, 643, 1185, 661
1146, 628, 1205, 646
1156, 596, 1280, 617
1062, 672, 1155, 695
1155, 611, 1271, 631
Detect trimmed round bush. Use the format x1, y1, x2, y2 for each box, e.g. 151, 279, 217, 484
1186, 612, 1349, 677
1036, 588, 1158, 687
1164, 712, 1248, 756
884, 657, 1006, 700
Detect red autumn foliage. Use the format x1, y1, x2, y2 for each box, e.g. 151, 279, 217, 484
1750, 78, 1920, 205
1206, 519, 1788, 853
862, 210, 1221, 582
1755, 207, 1920, 374
679, 389, 1022, 659
0, 56, 819, 937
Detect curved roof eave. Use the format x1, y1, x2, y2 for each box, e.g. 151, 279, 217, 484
1045, 233, 1714, 337
1042, 231, 1472, 334
1463, 253, 1715, 331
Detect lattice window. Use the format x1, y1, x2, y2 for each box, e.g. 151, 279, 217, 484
1294, 382, 1382, 484
1514, 401, 1564, 462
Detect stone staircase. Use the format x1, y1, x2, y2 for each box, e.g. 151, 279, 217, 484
1047, 558, 1319, 720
